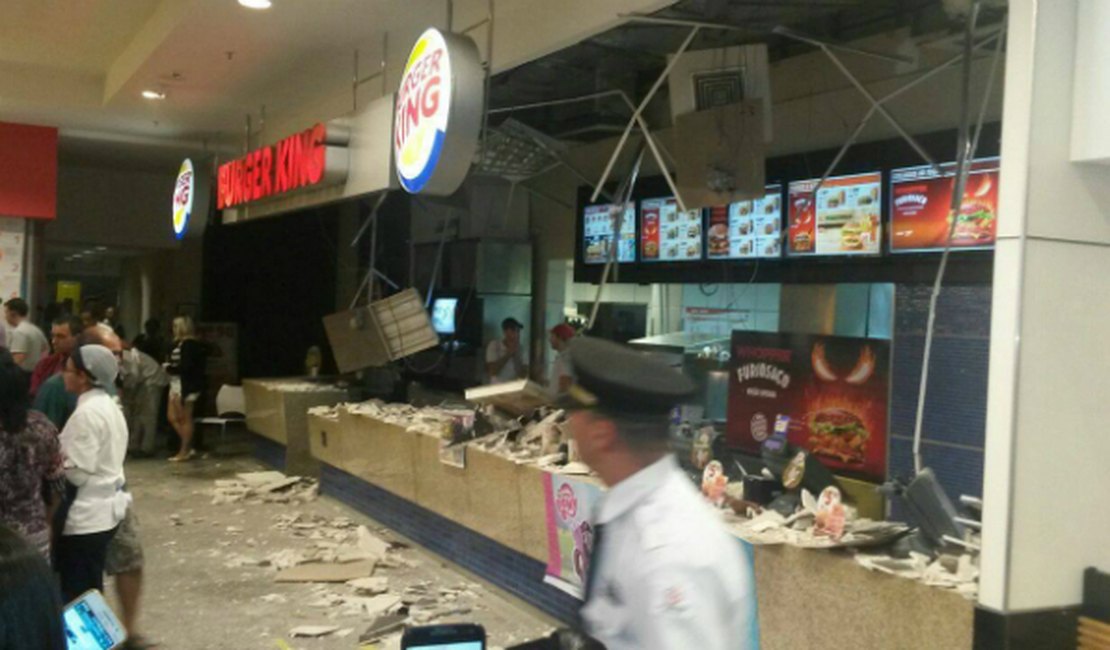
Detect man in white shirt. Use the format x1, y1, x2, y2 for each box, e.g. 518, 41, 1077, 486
55, 342, 131, 602
485, 318, 528, 384
562, 337, 757, 650
4, 297, 48, 371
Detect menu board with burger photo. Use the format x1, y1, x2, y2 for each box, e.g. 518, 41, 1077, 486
706, 185, 783, 260
582, 203, 636, 265
890, 158, 999, 252
640, 197, 703, 263
788, 172, 882, 256
726, 331, 890, 482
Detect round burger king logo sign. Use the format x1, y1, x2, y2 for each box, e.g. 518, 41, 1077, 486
394, 28, 483, 196
172, 158, 195, 240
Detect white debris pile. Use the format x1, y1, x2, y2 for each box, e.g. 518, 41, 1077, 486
259, 380, 346, 393
307, 404, 342, 420
855, 551, 980, 600
726, 508, 909, 548
343, 400, 462, 437
211, 471, 318, 505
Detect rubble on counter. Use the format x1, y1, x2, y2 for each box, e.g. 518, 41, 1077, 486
725, 508, 910, 549
257, 380, 347, 393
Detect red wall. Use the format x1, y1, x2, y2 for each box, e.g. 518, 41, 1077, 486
0, 122, 58, 220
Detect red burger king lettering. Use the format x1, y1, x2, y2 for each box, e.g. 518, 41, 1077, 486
395, 48, 444, 152
217, 123, 328, 209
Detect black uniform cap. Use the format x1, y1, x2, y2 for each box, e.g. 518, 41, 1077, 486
560, 336, 697, 415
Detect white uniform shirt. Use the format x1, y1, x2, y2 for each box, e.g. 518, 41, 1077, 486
485, 339, 525, 384
58, 389, 131, 535
550, 350, 573, 395
581, 455, 757, 650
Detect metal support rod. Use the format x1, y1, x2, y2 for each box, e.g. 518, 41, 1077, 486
801, 28, 1003, 205
381, 32, 389, 96
618, 13, 752, 33
446, 0, 453, 32
243, 114, 251, 153
821, 44, 939, 171
480, 0, 494, 168
425, 222, 452, 308
353, 49, 359, 111
771, 26, 916, 65
589, 146, 644, 331
591, 27, 699, 206
349, 269, 400, 311
457, 17, 490, 35
912, 1, 987, 476
350, 192, 389, 247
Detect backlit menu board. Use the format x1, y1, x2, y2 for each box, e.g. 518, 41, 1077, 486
788, 172, 882, 256
890, 158, 999, 252
706, 185, 783, 259
640, 197, 703, 263
583, 203, 636, 265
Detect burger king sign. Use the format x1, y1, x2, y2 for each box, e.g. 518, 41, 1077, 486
394, 28, 483, 196
172, 158, 195, 240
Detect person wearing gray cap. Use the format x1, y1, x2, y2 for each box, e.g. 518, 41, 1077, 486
560, 336, 756, 650
55, 343, 131, 602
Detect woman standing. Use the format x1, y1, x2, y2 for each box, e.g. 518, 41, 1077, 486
166, 316, 207, 462
0, 351, 66, 560
57, 343, 130, 602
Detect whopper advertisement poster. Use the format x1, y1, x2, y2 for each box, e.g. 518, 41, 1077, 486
706, 186, 783, 260
727, 331, 890, 482
640, 197, 703, 263
787, 172, 882, 256
583, 203, 636, 265
890, 158, 999, 252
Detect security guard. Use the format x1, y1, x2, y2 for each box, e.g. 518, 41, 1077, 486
562, 336, 757, 650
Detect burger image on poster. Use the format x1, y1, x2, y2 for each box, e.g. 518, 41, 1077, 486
394, 28, 484, 196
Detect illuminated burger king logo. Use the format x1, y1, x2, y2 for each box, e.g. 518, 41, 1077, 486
172, 159, 195, 240
394, 28, 483, 196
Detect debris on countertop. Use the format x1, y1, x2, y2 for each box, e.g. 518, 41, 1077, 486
855, 551, 980, 600
257, 380, 348, 393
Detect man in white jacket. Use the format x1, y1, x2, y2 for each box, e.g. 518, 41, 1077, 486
56, 343, 131, 602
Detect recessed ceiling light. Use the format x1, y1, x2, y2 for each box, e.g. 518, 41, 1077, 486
142, 90, 166, 100
96, 246, 108, 251
238, 0, 272, 9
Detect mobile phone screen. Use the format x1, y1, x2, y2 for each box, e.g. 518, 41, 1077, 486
63, 590, 127, 650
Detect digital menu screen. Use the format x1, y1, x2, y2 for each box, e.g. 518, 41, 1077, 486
788, 172, 882, 256
582, 203, 636, 265
890, 158, 999, 252
640, 197, 703, 263
706, 186, 783, 259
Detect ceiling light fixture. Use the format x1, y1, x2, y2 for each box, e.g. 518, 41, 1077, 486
96, 246, 108, 251
238, 0, 272, 9
142, 90, 166, 100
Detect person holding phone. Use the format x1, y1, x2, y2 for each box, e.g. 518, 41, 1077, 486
557, 337, 757, 650
485, 318, 527, 384
56, 343, 131, 603
0, 524, 67, 649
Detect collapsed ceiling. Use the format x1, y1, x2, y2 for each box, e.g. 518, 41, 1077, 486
487, 0, 1006, 144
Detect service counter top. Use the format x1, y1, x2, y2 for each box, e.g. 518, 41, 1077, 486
307, 403, 974, 647
242, 378, 353, 476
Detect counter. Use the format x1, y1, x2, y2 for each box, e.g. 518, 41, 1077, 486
303, 403, 974, 647
242, 378, 353, 476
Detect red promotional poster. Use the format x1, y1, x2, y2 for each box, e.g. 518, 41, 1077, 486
727, 331, 890, 482
640, 201, 661, 261
890, 158, 999, 252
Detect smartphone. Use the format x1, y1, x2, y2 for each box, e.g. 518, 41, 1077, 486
402, 624, 486, 650
62, 590, 127, 650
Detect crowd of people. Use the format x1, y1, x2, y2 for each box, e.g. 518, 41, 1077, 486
0, 298, 208, 649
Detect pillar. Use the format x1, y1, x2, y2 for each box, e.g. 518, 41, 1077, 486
978, 0, 1110, 647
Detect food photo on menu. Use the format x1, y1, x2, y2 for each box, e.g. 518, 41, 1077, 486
787, 172, 882, 256
706, 186, 783, 260
890, 158, 1000, 252
640, 197, 703, 262
582, 203, 636, 265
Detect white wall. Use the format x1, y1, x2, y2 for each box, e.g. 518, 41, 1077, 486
980, 0, 1110, 613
